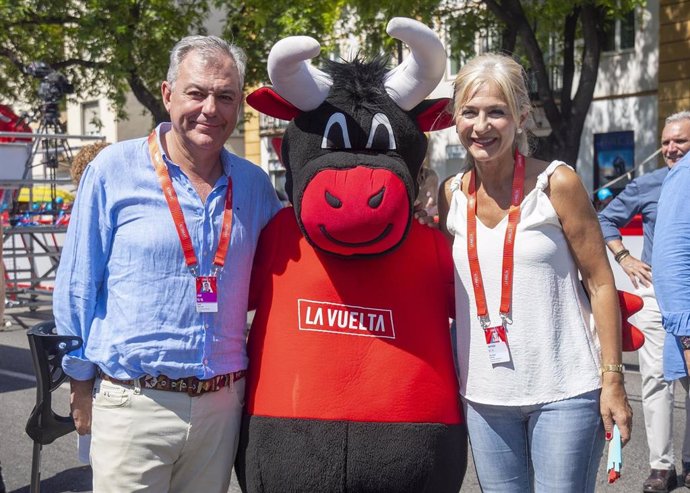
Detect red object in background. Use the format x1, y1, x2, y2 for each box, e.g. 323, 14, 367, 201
0, 104, 32, 142
618, 290, 645, 351
271, 137, 283, 164
620, 214, 643, 236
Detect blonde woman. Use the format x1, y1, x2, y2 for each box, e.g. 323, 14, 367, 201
438, 53, 632, 492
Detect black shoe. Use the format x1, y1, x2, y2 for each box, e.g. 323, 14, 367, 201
682, 462, 690, 488
643, 468, 678, 493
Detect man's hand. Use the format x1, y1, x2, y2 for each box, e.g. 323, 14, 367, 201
619, 255, 652, 289
70, 378, 95, 435
684, 349, 690, 375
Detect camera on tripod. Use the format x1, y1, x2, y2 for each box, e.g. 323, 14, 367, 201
22, 62, 75, 173
26, 62, 74, 117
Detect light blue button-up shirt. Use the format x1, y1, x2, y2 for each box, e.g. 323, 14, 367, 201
54, 124, 282, 381
652, 152, 690, 381
598, 166, 669, 266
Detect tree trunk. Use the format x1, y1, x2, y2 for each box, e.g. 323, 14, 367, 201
501, 25, 517, 53
534, 129, 579, 166
534, 3, 605, 167
483, 0, 608, 170
127, 71, 168, 125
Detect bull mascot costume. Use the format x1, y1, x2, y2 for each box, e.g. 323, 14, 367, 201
235, 17, 467, 493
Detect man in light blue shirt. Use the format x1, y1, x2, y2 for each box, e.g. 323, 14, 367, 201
653, 147, 690, 491
53, 35, 281, 492
598, 111, 690, 493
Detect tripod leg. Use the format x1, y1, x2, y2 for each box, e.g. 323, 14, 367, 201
30, 441, 42, 493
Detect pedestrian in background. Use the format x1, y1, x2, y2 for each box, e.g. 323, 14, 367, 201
53, 35, 281, 492
651, 147, 690, 492
598, 110, 690, 493
438, 52, 632, 492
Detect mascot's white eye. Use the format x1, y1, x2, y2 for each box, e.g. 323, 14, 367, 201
366, 113, 396, 150
321, 113, 352, 149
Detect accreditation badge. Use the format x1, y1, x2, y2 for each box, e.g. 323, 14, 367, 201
196, 276, 218, 313
484, 326, 511, 365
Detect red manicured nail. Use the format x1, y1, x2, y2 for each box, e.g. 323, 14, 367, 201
605, 431, 612, 440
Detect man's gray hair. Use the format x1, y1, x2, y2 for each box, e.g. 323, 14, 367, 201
167, 35, 247, 90
665, 110, 690, 125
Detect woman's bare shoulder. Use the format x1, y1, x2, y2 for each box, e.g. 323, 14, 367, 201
547, 161, 582, 194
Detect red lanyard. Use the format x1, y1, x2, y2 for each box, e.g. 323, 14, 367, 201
467, 148, 525, 327
147, 130, 233, 276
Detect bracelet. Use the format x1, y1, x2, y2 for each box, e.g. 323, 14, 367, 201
614, 249, 630, 263
601, 364, 625, 375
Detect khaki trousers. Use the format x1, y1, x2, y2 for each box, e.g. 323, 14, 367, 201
634, 284, 690, 469
90, 375, 245, 493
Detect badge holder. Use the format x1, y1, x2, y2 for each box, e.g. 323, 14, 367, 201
194, 264, 219, 313
196, 275, 218, 312
481, 315, 511, 365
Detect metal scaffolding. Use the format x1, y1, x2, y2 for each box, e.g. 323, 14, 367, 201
1, 130, 105, 327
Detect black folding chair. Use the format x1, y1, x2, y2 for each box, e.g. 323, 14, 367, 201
25, 320, 82, 493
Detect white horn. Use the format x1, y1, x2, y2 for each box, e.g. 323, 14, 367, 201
383, 17, 447, 111
267, 36, 332, 111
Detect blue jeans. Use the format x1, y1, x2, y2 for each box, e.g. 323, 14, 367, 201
464, 389, 605, 493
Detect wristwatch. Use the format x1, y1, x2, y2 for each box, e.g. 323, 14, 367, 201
680, 336, 690, 350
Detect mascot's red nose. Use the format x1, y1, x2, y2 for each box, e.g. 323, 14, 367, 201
300, 166, 410, 256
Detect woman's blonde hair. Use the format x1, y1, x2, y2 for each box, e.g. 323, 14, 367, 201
452, 53, 533, 157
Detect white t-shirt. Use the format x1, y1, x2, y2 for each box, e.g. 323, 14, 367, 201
448, 160, 602, 406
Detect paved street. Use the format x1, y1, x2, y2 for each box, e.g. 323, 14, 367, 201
1, 309, 688, 493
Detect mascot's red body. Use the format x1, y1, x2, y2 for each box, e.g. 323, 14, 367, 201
235, 18, 467, 493
248, 209, 458, 424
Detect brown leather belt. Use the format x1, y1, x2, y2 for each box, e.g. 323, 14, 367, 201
99, 370, 246, 396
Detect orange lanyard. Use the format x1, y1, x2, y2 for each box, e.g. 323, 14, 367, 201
467, 148, 525, 328
147, 130, 233, 276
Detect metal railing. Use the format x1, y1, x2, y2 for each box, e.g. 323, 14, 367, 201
1, 130, 104, 326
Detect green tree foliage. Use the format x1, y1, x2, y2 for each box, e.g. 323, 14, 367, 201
0, 0, 644, 164
0, 0, 343, 126
345, 0, 643, 166
221, 0, 345, 89
0, 0, 212, 124
440, 0, 645, 166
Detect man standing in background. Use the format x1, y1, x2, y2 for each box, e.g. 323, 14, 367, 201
598, 111, 690, 493
652, 149, 690, 493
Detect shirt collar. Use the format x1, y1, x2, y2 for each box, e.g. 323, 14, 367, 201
155, 122, 174, 166
155, 122, 232, 184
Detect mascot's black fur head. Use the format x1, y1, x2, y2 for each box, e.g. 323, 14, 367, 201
321, 56, 390, 112
280, 56, 429, 219
246, 20, 453, 257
